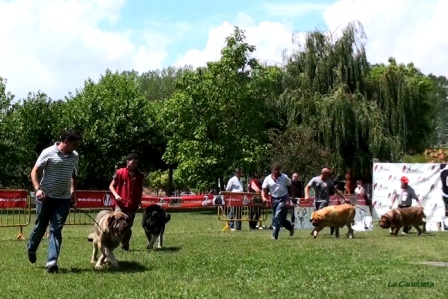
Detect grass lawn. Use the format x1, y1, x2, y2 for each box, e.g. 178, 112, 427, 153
0, 209, 447, 299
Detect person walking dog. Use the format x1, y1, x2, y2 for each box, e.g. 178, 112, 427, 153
27, 129, 82, 274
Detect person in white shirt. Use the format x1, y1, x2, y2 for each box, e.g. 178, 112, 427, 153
261, 163, 295, 240
226, 168, 244, 231
354, 180, 373, 216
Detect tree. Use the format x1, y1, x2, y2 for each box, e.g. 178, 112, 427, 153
268, 124, 334, 181
279, 21, 398, 176
160, 27, 272, 190
60, 69, 165, 189
368, 59, 435, 155
426, 74, 448, 146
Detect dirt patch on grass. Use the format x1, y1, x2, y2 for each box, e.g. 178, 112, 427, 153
419, 261, 448, 267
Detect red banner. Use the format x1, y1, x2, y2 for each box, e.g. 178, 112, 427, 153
141, 195, 214, 209
0, 190, 28, 209
125, 193, 367, 210
74, 190, 114, 209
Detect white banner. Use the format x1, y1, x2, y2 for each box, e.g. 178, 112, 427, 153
372, 163, 447, 225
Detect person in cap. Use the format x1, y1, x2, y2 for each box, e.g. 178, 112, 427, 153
305, 167, 350, 237
389, 176, 422, 234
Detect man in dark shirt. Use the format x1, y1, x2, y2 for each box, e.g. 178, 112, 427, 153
289, 173, 303, 224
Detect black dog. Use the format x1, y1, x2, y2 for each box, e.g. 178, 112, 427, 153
142, 204, 171, 250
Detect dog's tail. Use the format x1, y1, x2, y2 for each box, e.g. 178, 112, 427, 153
165, 213, 171, 224
87, 232, 95, 243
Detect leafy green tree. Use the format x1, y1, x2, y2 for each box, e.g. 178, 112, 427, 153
60, 69, 165, 189
160, 27, 273, 190
368, 59, 435, 155
1, 90, 60, 188
427, 74, 448, 146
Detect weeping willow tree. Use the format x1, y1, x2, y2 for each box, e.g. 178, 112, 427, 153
275, 21, 413, 176
368, 59, 436, 154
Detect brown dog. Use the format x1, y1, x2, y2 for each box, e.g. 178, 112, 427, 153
310, 203, 356, 238
87, 210, 129, 269
379, 206, 426, 236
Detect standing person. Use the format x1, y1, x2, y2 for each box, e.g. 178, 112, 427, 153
389, 176, 422, 234
289, 173, 304, 225
354, 180, 373, 215
305, 168, 350, 238
109, 153, 144, 250
27, 129, 82, 274
261, 163, 295, 240
226, 168, 244, 231
248, 174, 263, 230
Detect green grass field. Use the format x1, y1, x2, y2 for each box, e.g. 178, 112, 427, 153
0, 210, 447, 299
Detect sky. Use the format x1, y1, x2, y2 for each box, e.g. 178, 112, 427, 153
1, 0, 447, 101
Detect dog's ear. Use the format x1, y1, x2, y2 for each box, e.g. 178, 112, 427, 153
105, 214, 116, 233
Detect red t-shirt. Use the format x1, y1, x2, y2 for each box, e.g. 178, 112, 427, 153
249, 179, 262, 193
112, 167, 144, 211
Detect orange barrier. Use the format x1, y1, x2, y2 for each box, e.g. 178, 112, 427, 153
0, 189, 31, 240
217, 192, 268, 231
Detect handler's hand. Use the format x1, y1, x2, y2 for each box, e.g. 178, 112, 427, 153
70, 192, 76, 207
36, 189, 46, 202
115, 196, 122, 202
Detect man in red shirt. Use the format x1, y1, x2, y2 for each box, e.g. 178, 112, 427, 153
109, 153, 144, 251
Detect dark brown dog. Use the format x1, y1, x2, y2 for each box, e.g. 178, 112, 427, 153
379, 206, 426, 236
310, 203, 356, 238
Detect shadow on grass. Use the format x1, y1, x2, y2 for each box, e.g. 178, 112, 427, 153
56, 261, 150, 274
151, 246, 182, 252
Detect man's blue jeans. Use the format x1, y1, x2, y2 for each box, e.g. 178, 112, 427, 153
27, 197, 71, 268
272, 196, 293, 239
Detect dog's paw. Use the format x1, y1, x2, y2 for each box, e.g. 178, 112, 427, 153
90, 259, 97, 264
94, 265, 103, 270
157, 245, 162, 250
146, 244, 154, 250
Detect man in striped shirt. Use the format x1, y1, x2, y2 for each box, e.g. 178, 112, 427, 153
27, 129, 81, 274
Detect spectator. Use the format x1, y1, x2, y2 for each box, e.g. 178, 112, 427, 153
354, 180, 373, 215
289, 172, 303, 224
248, 174, 263, 230
226, 168, 244, 231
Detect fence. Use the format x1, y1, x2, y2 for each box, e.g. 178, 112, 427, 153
216, 191, 269, 231
0, 189, 31, 240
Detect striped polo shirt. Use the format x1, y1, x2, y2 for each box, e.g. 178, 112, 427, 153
35, 143, 79, 199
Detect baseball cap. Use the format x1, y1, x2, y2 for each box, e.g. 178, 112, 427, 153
400, 176, 409, 184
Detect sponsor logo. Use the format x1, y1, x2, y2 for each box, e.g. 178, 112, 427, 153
103, 194, 113, 206
417, 176, 429, 183
388, 175, 398, 182
373, 183, 385, 191
374, 165, 390, 172
402, 165, 420, 174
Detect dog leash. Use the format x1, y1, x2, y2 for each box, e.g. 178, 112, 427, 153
72, 206, 107, 234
